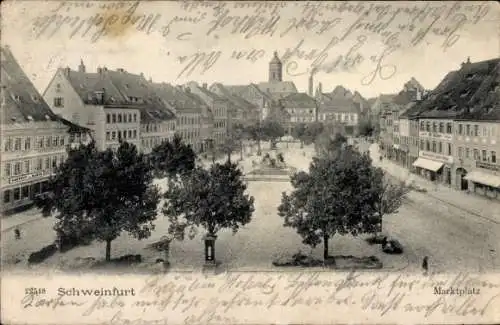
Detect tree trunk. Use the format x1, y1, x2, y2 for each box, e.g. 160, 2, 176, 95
105, 239, 112, 262
323, 234, 329, 260
227, 151, 231, 163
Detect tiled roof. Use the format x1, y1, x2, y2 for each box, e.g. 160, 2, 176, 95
411, 58, 500, 120
211, 83, 258, 112
62, 67, 176, 122
257, 81, 297, 94
1, 46, 58, 124
279, 92, 316, 108
150, 83, 203, 114
317, 94, 360, 114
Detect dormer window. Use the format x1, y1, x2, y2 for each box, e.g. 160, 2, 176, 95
14, 95, 21, 102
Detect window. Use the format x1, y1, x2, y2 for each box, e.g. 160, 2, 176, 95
466, 124, 470, 136
60, 136, 65, 146
45, 158, 50, 169
118, 114, 122, 123
4, 163, 11, 177
3, 190, 11, 203
465, 148, 470, 158
133, 130, 137, 138
112, 114, 116, 123
106, 132, 111, 140
22, 186, 29, 199
23, 137, 31, 150
56, 83, 61, 92
438, 142, 442, 153
439, 123, 444, 133
492, 151, 496, 163
46, 136, 51, 148
492, 126, 496, 137
446, 123, 452, 134
426, 140, 430, 151
14, 162, 21, 175
133, 114, 137, 122
59, 156, 65, 166
128, 114, 132, 123
24, 160, 30, 173
432, 141, 436, 153
13, 188, 20, 201
4, 138, 12, 151
112, 131, 116, 140
447, 143, 452, 155
482, 150, 487, 161
107, 114, 111, 124
474, 125, 479, 136
36, 158, 42, 171
420, 121, 425, 130
52, 136, 58, 147
482, 126, 487, 137
52, 157, 57, 168
37, 137, 44, 149
458, 147, 463, 158
54, 97, 64, 107
473, 149, 479, 160
14, 138, 21, 151
458, 124, 463, 135
432, 122, 437, 133
128, 130, 132, 138
123, 130, 127, 139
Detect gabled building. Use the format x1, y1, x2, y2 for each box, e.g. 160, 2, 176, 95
43, 63, 176, 153
278, 92, 317, 125
410, 57, 500, 197
315, 83, 361, 136
1, 46, 90, 212
150, 83, 204, 151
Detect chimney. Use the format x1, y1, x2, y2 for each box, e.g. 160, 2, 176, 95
117, 68, 124, 72
318, 82, 322, 94
308, 74, 313, 96
202, 83, 207, 89
78, 59, 86, 72
64, 67, 71, 76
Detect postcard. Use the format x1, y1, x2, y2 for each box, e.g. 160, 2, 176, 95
1, 1, 499, 324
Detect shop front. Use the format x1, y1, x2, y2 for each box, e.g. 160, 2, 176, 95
412, 152, 453, 185
464, 171, 500, 200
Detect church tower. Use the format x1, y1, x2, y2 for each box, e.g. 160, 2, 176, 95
268, 51, 282, 82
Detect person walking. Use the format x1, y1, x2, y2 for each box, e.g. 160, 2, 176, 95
422, 256, 429, 275
14, 227, 21, 240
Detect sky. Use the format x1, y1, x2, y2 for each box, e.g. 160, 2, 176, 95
1, 1, 499, 99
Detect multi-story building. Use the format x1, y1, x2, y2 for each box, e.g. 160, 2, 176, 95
1, 46, 90, 213
278, 92, 317, 126
454, 119, 500, 198
413, 118, 455, 185
409, 57, 500, 197
43, 63, 176, 153
150, 83, 204, 151
315, 83, 360, 136
209, 82, 259, 128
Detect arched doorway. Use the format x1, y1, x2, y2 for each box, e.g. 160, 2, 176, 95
456, 168, 468, 190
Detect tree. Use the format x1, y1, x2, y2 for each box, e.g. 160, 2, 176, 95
314, 132, 348, 159
302, 122, 324, 146
150, 134, 196, 178
359, 119, 375, 137
36, 141, 161, 261
261, 118, 285, 149
292, 123, 307, 148
163, 161, 255, 261
373, 176, 410, 234
221, 123, 246, 162
278, 146, 381, 260
245, 123, 263, 155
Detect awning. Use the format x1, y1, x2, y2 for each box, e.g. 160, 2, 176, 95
464, 171, 500, 188
412, 158, 443, 172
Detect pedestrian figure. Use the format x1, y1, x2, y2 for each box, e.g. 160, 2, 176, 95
14, 227, 21, 240
422, 256, 429, 275
379, 155, 383, 162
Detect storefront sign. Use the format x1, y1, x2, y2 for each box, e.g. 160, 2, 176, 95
418, 132, 452, 141
419, 151, 453, 164
476, 161, 500, 172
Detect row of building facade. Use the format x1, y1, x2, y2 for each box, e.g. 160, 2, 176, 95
2, 47, 370, 213
379, 58, 500, 200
